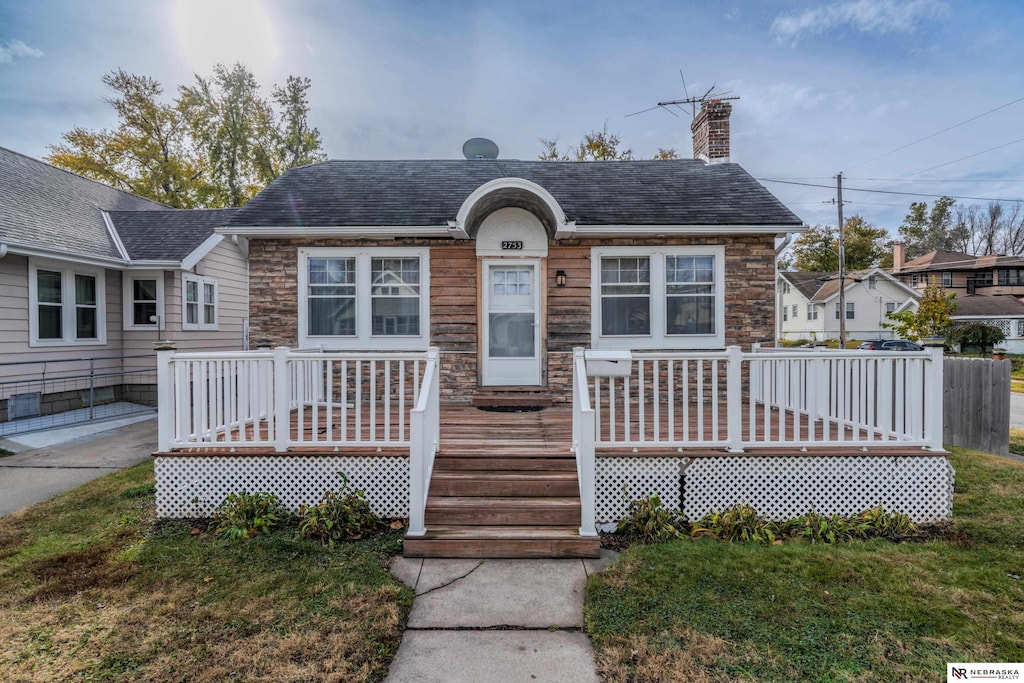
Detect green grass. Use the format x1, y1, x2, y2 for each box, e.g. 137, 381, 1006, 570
0, 462, 412, 682
585, 448, 1024, 682
1011, 429, 1024, 456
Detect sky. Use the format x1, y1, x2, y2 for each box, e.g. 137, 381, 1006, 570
1, 0, 1022, 234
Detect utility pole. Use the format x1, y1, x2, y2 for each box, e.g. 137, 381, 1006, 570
837, 172, 846, 348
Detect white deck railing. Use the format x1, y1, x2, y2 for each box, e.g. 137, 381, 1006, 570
408, 348, 440, 537
156, 346, 434, 452
571, 348, 598, 538
579, 345, 944, 452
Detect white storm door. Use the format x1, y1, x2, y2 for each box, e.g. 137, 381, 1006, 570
483, 260, 541, 386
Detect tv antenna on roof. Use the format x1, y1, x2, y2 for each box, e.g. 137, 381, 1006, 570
626, 71, 739, 120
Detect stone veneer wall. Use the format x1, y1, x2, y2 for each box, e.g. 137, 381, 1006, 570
247, 234, 776, 404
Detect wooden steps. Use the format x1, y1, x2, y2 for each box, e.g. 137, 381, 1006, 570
471, 386, 554, 409
405, 407, 599, 558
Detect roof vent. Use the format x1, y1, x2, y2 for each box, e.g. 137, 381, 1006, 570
462, 138, 499, 160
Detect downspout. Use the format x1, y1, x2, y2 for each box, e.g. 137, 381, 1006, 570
774, 233, 797, 344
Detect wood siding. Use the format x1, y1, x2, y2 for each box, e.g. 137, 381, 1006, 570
248, 234, 777, 403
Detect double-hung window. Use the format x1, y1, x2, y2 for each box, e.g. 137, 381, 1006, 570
182, 274, 218, 330
29, 260, 106, 346
942, 271, 952, 287
807, 304, 818, 320
123, 272, 165, 330
298, 247, 429, 349
592, 246, 724, 349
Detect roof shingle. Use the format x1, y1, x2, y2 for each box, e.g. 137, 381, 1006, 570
228, 159, 804, 228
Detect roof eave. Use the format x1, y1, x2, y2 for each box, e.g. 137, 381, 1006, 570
0, 240, 127, 268
216, 225, 453, 239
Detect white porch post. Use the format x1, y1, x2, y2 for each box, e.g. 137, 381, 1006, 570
155, 341, 177, 452
726, 345, 744, 452
924, 343, 945, 450
273, 347, 290, 453
573, 348, 597, 537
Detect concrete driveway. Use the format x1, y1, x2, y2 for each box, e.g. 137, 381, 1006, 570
0, 417, 156, 517
1012, 393, 1024, 430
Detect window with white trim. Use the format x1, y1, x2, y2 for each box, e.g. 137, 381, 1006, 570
885, 302, 896, 314
591, 246, 724, 349
783, 305, 788, 322
298, 247, 429, 349
942, 271, 952, 287
123, 272, 165, 330
846, 302, 855, 319
781, 280, 790, 294
28, 260, 106, 346
867, 276, 877, 289
807, 304, 818, 320
791, 304, 798, 320
182, 274, 218, 330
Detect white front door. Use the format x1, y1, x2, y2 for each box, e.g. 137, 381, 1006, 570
482, 260, 541, 386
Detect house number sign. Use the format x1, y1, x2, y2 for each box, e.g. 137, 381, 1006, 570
501, 240, 524, 250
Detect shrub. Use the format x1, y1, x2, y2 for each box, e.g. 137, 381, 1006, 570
615, 494, 684, 543
690, 504, 777, 544
214, 491, 290, 540
298, 474, 381, 546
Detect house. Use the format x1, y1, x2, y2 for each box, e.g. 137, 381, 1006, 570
0, 146, 248, 431
151, 102, 953, 558
891, 244, 1024, 352
777, 267, 920, 342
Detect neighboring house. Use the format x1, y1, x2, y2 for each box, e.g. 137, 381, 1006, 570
152, 102, 953, 558
0, 146, 248, 427
777, 267, 919, 342
891, 243, 1024, 351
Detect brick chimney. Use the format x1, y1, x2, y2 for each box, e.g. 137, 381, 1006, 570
691, 100, 732, 163
893, 242, 906, 272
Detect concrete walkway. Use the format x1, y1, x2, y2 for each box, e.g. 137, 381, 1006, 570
386, 552, 618, 682
0, 417, 156, 517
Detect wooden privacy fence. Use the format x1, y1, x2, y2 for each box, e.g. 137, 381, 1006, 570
943, 357, 1011, 456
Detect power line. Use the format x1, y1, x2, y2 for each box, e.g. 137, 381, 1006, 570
847, 177, 1024, 183
906, 137, 1024, 177
757, 178, 1024, 203
849, 94, 1024, 169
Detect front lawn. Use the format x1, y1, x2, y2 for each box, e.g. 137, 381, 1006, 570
0, 462, 412, 682
585, 448, 1024, 682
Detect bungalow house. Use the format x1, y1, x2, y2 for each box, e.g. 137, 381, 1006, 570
0, 147, 248, 432
891, 244, 1024, 352
152, 102, 954, 558
777, 268, 920, 342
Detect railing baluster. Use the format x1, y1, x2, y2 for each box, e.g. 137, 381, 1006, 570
384, 360, 392, 442
711, 359, 719, 442
681, 360, 689, 442
666, 360, 674, 443
637, 359, 645, 443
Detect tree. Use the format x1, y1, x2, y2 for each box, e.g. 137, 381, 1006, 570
539, 124, 634, 161
784, 215, 891, 272
948, 322, 1005, 353
898, 197, 965, 258
883, 278, 957, 341
47, 64, 325, 208
47, 70, 203, 208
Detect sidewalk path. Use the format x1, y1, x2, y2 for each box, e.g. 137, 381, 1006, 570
386, 552, 617, 682
0, 418, 155, 517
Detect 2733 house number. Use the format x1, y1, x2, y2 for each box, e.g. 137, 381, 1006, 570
501, 240, 524, 250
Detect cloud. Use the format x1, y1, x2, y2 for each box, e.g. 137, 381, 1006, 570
0, 39, 44, 65
771, 0, 948, 44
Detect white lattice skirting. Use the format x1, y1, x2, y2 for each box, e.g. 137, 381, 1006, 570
154, 456, 410, 518
682, 456, 954, 524
595, 457, 688, 523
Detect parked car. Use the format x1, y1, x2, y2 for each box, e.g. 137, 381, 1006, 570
857, 339, 887, 350
878, 340, 924, 351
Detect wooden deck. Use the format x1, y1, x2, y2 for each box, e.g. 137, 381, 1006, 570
157, 402, 936, 457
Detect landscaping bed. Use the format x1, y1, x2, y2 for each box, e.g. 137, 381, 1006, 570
0, 462, 412, 682
585, 447, 1024, 681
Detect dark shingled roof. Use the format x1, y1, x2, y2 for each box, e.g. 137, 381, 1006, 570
953, 295, 1024, 318
780, 271, 832, 300
228, 159, 804, 228
0, 146, 164, 259
109, 209, 238, 261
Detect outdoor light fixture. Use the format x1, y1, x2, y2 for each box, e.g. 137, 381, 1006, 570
555, 270, 567, 287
